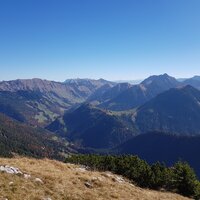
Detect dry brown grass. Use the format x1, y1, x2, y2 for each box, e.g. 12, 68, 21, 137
0, 157, 191, 200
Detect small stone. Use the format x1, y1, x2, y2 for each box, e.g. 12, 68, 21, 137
114, 176, 124, 183
24, 174, 31, 179
42, 198, 52, 200
102, 172, 114, 178
91, 177, 103, 182
75, 167, 86, 172
9, 182, 14, 186
97, 177, 103, 182
84, 181, 93, 188
0, 165, 22, 175
35, 178, 43, 184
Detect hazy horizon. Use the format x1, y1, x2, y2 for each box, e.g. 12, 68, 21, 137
0, 73, 199, 83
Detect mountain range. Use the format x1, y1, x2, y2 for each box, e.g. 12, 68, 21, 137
0, 78, 115, 126
94, 73, 181, 111
1, 74, 200, 176
48, 84, 200, 147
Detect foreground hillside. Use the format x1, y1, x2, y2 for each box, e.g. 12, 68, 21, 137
0, 157, 191, 200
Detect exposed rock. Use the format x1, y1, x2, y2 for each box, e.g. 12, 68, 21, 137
24, 174, 31, 179
9, 181, 14, 186
103, 172, 124, 183
91, 176, 103, 182
0, 165, 23, 175
114, 175, 124, 183
84, 181, 93, 188
42, 198, 52, 200
35, 178, 44, 184
75, 166, 87, 172
103, 172, 113, 178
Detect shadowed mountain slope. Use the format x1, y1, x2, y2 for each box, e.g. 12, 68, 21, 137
116, 131, 200, 177
135, 85, 200, 135
47, 104, 136, 149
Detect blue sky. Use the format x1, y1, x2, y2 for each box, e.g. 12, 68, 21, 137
0, 0, 200, 81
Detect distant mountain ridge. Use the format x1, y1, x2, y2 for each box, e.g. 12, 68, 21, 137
88, 82, 132, 103
0, 78, 115, 100
183, 76, 200, 90
0, 74, 193, 130
0, 78, 115, 126
98, 73, 181, 110
0, 74, 199, 124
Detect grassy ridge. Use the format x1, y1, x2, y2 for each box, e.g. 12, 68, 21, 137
0, 157, 190, 200
65, 154, 200, 199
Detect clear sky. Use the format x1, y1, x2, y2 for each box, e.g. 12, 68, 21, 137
0, 0, 200, 81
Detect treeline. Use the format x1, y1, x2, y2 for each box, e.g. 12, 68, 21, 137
65, 154, 200, 199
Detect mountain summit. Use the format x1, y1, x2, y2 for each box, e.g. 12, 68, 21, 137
99, 74, 180, 111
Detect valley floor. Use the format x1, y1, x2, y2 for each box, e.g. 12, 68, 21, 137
0, 157, 191, 200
